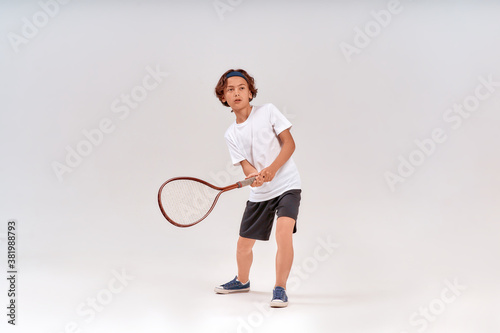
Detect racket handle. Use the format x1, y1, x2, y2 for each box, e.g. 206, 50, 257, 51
237, 176, 256, 188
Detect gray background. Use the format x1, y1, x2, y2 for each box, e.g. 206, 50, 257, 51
1, 0, 499, 332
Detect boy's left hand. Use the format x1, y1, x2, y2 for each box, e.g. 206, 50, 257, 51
246, 172, 263, 187
259, 166, 277, 183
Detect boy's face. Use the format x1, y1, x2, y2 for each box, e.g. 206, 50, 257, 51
222, 77, 252, 110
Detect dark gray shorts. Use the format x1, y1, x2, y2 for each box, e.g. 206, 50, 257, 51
239, 189, 302, 241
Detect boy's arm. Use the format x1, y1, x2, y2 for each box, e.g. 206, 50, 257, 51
260, 129, 295, 183
240, 159, 257, 177
240, 160, 264, 187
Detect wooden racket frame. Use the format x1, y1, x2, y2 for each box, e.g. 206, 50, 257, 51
158, 176, 256, 227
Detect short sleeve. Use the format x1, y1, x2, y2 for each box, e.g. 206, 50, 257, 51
224, 130, 246, 166
269, 104, 292, 135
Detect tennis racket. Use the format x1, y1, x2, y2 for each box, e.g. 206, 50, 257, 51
158, 176, 256, 227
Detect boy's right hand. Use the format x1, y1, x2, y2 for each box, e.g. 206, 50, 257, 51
247, 172, 264, 187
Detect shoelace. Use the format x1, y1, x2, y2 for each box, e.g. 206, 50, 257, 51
223, 278, 241, 288
273, 288, 286, 300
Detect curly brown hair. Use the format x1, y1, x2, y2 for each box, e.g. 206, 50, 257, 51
215, 69, 258, 107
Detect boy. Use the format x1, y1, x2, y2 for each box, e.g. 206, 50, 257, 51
213, 69, 301, 308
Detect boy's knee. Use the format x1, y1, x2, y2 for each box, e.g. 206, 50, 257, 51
237, 237, 255, 252
276, 217, 295, 234
275, 219, 295, 244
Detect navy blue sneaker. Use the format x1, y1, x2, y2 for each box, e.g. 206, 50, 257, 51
214, 276, 250, 294
270, 286, 288, 307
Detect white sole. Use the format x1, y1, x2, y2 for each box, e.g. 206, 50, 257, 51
214, 287, 250, 294
270, 300, 288, 308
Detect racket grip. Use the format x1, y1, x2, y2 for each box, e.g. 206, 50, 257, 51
237, 176, 256, 188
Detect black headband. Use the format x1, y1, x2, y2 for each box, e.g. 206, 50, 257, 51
226, 71, 248, 81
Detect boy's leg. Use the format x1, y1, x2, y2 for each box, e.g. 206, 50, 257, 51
237, 236, 256, 284
275, 216, 295, 288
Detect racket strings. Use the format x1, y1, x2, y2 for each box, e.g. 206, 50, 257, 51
160, 180, 220, 226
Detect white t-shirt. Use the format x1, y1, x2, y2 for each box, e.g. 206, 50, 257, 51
224, 103, 301, 202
